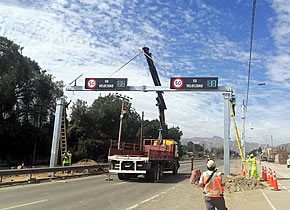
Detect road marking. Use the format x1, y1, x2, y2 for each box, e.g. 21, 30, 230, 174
126, 204, 139, 210
260, 189, 276, 210
281, 186, 287, 190
113, 182, 126, 186
0, 199, 48, 210
140, 194, 159, 204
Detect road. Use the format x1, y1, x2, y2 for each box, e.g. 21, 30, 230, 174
258, 161, 290, 210
0, 160, 210, 210
0, 160, 289, 210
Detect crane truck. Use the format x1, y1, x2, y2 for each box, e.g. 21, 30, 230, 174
108, 47, 180, 181
108, 139, 179, 181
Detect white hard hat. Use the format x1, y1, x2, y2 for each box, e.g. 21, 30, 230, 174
232, 92, 235, 96
207, 160, 216, 169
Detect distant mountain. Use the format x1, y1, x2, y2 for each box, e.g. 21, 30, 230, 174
181, 136, 263, 153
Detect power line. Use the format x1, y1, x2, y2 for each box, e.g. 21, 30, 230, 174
245, 0, 257, 109
108, 50, 143, 77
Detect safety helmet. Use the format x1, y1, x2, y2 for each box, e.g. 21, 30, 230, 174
207, 160, 216, 171
250, 154, 254, 158
232, 92, 235, 96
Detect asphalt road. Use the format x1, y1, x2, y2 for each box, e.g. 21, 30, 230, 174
259, 161, 290, 210
0, 160, 217, 210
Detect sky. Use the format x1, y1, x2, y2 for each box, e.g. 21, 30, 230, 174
0, 0, 289, 146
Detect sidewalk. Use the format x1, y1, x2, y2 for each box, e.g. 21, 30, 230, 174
133, 160, 273, 210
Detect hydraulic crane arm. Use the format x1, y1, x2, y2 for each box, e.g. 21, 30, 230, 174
142, 47, 167, 138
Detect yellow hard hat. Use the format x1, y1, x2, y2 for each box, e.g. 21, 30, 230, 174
250, 154, 254, 158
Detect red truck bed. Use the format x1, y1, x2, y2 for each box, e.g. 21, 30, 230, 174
108, 139, 175, 160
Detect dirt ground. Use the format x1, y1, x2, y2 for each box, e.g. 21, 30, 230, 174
136, 160, 271, 210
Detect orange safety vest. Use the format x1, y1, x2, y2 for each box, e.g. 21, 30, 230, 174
202, 171, 224, 197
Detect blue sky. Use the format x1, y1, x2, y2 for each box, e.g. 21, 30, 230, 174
0, 0, 289, 145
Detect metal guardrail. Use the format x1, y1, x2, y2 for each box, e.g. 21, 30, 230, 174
0, 163, 109, 183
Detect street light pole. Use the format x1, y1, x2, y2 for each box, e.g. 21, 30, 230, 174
118, 99, 125, 150
116, 94, 132, 150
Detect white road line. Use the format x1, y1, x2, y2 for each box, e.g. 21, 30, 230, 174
126, 204, 139, 210
113, 182, 127, 186
140, 194, 159, 204
0, 199, 48, 210
260, 189, 276, 210
281, 186, 287, 190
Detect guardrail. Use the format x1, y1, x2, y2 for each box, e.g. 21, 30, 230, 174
0, 163, 109, 183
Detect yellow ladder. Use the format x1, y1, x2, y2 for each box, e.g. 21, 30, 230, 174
231, 102, 248, 177
59, 107, 68, 163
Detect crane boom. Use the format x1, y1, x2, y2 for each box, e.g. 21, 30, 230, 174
142, 47, 167, 138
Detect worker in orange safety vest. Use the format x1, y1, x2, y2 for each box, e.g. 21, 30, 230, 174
199, 160, 227, 210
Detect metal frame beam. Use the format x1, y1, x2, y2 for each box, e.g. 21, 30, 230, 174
65, 84, 232, 175
66, 85, 232, 92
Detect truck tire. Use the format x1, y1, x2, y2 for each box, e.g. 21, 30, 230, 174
288, 165, 290, 168
118, 173, 125, 180
118, 173, 130, 180
173, 165, 178, 175
146, 165, 159, 182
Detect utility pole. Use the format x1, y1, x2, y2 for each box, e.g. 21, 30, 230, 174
241, 100, 246, 158
116, 94, 132, 150
140, 111, 144, 151
271, 135, 273, 148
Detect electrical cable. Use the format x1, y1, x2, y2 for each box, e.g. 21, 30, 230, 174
245, 0, 257, 109
108, 51, 143, 77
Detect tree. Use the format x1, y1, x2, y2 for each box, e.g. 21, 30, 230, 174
0, 36, 64, 164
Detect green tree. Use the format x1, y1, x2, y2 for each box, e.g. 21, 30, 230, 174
0, 36, 63, 163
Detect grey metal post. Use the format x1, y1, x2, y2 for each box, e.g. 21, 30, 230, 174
223, 93, 231, 175
49, 98, 65, 168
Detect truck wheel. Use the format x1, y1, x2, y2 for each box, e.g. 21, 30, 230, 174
288, 165, 290, 168
118, 173, 125, 180
173, 165, 178, 175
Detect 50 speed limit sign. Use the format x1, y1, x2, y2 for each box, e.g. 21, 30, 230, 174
172, 78, 183, 89
86, 78, 97, 89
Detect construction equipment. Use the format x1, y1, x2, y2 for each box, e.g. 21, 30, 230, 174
142, 47, 167, 139
108, 139, 179, 182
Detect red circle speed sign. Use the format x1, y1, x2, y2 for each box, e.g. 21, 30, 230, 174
87, 78, 97, 89
172, 78, 183, 89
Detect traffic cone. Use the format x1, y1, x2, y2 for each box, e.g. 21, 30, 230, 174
264, 167, 267, 181
267, 168, 270, 184
272, 171, 279, 191
269, 169, 273, 186
261, 166, 264, 180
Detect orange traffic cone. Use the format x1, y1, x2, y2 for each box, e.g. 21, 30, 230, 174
267, 168, 270, 184
269, 169, 273, 186
272, 171, 279, 191
264, 167, 267, 181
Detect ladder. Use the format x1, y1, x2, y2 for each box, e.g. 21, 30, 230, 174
59, 106, 68, 163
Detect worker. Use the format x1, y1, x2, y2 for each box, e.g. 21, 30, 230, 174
62, 152, 70, 166
230, 92, 236, 116
244, 154, 260, 180
207, 155, 211, 162
199, 160, 227, 210
67, 150, 72, 166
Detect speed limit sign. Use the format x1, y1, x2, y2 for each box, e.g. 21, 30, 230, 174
86, 78, 97, 89
172, 78, 183, 89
